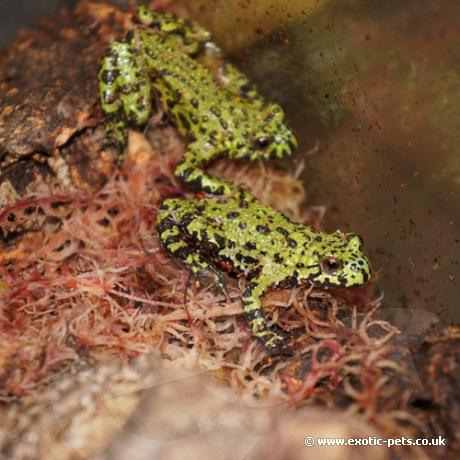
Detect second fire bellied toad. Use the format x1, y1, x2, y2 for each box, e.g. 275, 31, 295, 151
98, 6, 297, 195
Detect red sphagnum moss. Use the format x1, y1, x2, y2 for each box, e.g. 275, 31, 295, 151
0, 126, 430, 451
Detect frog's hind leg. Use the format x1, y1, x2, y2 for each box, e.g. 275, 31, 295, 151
99, 38, 153, 153
99, 44, 127, 150
137, 6, 210, 56
119, 34, 153, 126
157, 199, 228, 295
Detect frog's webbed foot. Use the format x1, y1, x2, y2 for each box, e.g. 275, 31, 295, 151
261, 328, 293, 356
249, 318, 292, 356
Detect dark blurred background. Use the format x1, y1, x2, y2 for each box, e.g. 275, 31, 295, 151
0, 0, 78, 47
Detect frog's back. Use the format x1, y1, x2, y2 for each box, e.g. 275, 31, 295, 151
139, 30, 234, 136
172, 192, 310, 257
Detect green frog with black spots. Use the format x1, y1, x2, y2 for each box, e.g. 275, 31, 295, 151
157, 189, 372, 353
98, 6, 297, 195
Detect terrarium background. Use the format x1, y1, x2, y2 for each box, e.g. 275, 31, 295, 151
2, 0, 459, 324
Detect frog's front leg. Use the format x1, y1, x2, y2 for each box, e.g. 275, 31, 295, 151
242, 274, 291, 353
157, 200, 228, 296
174, 140, 238, 195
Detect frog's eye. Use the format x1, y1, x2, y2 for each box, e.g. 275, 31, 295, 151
253, 136, 272, 150
320, 256, 343, 274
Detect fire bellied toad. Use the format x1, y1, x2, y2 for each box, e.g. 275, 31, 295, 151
98, 6, 297, 195
157, 189, 372, 352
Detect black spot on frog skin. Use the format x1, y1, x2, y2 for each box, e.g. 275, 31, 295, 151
245, 241, 257, 250
236, 253, 258, 265
149, 19, 162, 28
178, 112, 191, 130
276, 226, 289, 237
105, 48, 117, 59
241, 289, 252, 299
315, 236, 323, 242
215, 185, 225, 195
145, 48, 157, 60
125, 30, 135, 43
239, 199, 249, 209
173, 246, 193, 260
101, 69, 120, 85
287, 238, 297, 248
256, 225, 270, 234
274, 253, 284, 263
296, 263, 305, 268
227, 240, 236, 249
240, 82, 253, 95
245, 308, 263, 323
279, 275, 299, 288
211, 107, 221, 117
180, 167, 193, 180
227, 211, 239, 219
239, 222, 247, 229
164, 234, 181, 246
158, 216, 175, 233
214, 234, 226, 248
102, 91, 115, 104
199, 228, 209, 242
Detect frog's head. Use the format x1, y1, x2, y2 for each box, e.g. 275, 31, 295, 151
308, 233, 372, 288
248, 103, 297, 160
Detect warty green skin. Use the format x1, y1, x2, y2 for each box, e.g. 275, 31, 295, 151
98, 6, 297, 195
157, 189, 372, 352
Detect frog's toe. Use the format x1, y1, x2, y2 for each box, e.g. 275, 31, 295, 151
104, 120, 127, 152
215, 273, 230, 301
195, 269, 229, 300
259, 329, 292, 355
